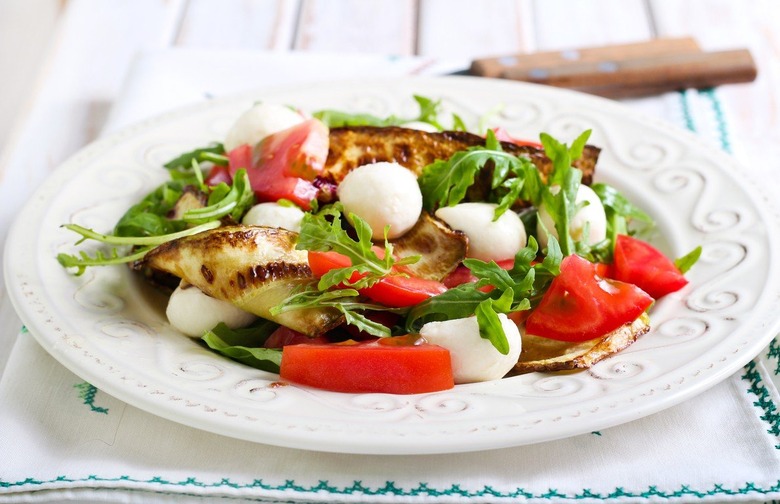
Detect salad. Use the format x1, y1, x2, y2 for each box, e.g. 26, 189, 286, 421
58, 95, 700, 395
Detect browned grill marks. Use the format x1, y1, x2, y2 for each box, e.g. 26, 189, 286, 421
201, 265, 214, 283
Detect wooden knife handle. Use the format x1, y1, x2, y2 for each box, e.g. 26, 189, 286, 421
501, 49, 757, 98
469, 38, 757, 98
470, 38, 702, 78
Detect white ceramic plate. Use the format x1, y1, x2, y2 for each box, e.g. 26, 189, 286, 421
5, 77, 780, 454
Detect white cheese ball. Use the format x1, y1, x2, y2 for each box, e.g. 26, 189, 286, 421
241, 202, 305, 233
435, 202, 527, 262
400, 121, 439, 132
537, 184, 607, 250
337, 161, 423, 239
224, 102, 303, 151
166, 283, 256, 338
420, 315, 522, 384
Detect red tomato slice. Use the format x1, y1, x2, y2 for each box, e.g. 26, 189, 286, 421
307, 250, 447, 307
594, 262, 614, 279
227, 119, 329, 210
442, 259, 514, 289
491, 127, 544, 149
443, 265, 478, 288
204, 164, 233, 186
344, 312, 400, 340
361, 275, 447, 307
307, 250, 352, 277
280, 337, 454, 394
613, 234, 688, 299
263, 326, 330, 348
525, 254, 653, 342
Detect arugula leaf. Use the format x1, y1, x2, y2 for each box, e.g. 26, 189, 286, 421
274, 205, 413, 337
312, 110, 396, 127
204, 319, 280, 347
591, 183, 653, 226
534, 130, 592, 256
404, 236, 561, 352
56, 221, 223, 275
675, 246, 702, 274
56, 246, 152, 276
163, 144, 227, 171
588, 182, 655, 262
420, 131, 512, 208
272, 287, 406, 338
474, 288, 514, 355
113, 176, 200, 238
418, 130, 541, 220
313, 94, 461, 131
60, 165, 254, 275
182, 169, 255, 224
295, 204, 395, 290
201, 321, 282, 373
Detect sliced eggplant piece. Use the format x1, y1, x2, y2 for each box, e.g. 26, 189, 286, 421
166, 186, 208, 220
142, 225, 342, 336
389, 212, 467, 281
322, 126, 600, 191
511, 313, 650, 374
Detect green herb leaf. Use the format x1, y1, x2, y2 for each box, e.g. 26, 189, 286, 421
314, 94, 448, 130
591, 183, 653, 226
182, 169, 255, 223
474, 288, 514, 355
404, 236, 558, 353
164, 144, 227, 171
675, 246, 702, 274
61, 220, 222, 248
57, 220, 223, 275
296, 205, 394, 283
418, 130, 541, 220
56, 246, 152, 276
312, 110, 396, 127
405, 284, 493, 332
535, 131, 593, 257
420, 130, 515, 210
201, 322, 282, 373
587, 182, 655, 263
274, 205, 413, 337
113, 176, 201, 238
273, 288, 404, 338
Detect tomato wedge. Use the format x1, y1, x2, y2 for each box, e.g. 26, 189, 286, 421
263, 326, 329, 348
612, 234, 688, 299
525, 254, 653, 342
443, 259, 515, 288
204, 164, 233, 187
307, 250, 447, 308
228, 119, 329, 210
491, 127, 543, 149
280, 337, 454, 394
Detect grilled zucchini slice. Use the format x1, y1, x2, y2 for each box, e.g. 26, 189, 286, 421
142, 225, 342, 336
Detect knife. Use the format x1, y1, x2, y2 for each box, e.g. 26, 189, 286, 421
454, 38, 757, 98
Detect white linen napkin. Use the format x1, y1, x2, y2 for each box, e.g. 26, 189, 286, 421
1, 51, 779, 504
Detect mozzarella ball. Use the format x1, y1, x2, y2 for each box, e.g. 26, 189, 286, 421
400, 121, 439, 132
435, 202, 526, 262
420, 315, 522, 384
241, 202, 305, 232
166, 283, 256, 338
337, 162, 423, 239
224, 102, 303, 151
537, 184, 607, 250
